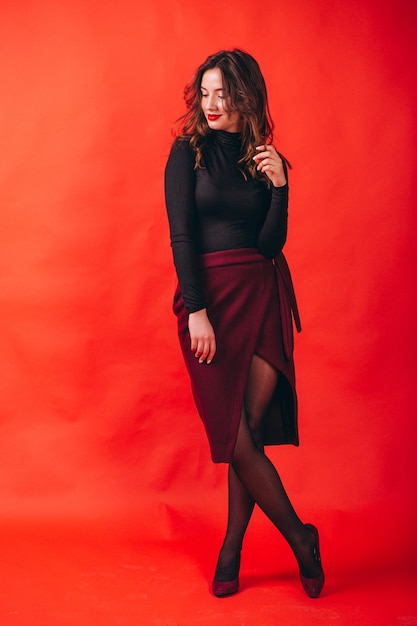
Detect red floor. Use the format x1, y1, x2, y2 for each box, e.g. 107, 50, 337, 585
1, 503, 416, 626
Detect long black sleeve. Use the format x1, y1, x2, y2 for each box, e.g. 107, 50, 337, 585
165, 140, 207, 313
257, 183, 288, 258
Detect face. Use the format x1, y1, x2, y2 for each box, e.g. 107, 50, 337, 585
200, 68, 241, 133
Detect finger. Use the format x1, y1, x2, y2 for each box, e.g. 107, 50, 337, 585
255, 144, 280, 162
195, 339, 204, 358
257, 157, 271, 171
190, 335, 197, 353
196, 336, 217, 364
198, 339, 210, 363
201, 335, 216, 363
258, 156, 282, 172
206, 338, 216, 364
254, 146, 269, 161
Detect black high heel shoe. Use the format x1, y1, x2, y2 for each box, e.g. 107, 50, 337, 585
299, 524, 325, 598
212, 554, 240, 597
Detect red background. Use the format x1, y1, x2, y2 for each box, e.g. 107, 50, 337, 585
0, 0, 416, 623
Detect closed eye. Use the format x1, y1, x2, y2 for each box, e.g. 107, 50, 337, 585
200, 91, 225, 99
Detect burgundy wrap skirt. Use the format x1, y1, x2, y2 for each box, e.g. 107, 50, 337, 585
173, 248, 301, 463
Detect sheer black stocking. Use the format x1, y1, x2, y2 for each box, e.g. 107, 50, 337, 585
214, 355, 321, 582
214, 354, 276, 581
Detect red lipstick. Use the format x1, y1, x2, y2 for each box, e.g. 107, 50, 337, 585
207, 114, 221, 121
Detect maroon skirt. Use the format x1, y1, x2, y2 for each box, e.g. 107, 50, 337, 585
173, 248, 301, 463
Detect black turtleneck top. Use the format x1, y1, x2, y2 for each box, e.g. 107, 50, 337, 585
164, 130, 289, 313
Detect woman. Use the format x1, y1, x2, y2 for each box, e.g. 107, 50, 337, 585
164, 49, 324, 599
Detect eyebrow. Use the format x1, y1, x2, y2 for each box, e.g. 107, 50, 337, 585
200, 86, 224, 92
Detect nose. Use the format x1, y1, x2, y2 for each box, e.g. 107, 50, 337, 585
206, 94, 218, 111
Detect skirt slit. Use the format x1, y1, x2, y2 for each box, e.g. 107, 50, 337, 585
173, 247, 300, 464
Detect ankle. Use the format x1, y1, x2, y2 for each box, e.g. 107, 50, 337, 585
214, 548, 241, 583
292, 524, 322, 579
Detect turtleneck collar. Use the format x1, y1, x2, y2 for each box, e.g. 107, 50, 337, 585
213, 129, 242, 149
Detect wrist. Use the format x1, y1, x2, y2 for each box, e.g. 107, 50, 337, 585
272, 178, 287, 188
189, 308, 207, 318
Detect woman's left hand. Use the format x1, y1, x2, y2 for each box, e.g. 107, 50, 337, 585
253, 144, 287, 187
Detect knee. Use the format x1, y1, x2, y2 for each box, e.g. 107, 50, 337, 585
246, 414, 263, 450
232, 418, 261, 467
231, 418, 252, 465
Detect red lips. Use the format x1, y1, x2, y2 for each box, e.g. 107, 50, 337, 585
207, 115, 221, 121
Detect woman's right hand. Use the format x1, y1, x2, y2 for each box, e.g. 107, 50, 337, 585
188, 308, 216, 364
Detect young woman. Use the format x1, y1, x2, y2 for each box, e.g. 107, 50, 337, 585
164, 49, 324, 598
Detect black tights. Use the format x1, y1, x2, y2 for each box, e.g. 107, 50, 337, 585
215, 354, 321, 582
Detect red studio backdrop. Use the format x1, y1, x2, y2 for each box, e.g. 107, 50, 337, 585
0, 0, 416, 608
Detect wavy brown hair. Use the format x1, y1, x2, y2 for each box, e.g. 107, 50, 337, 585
174, 49, 290, 178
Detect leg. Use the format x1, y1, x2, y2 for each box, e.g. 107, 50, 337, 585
214, 355, 279, 582
231, 357, 323, 580
213, 466, 253, 583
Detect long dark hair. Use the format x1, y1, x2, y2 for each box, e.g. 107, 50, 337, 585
174, 49, 289, 178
